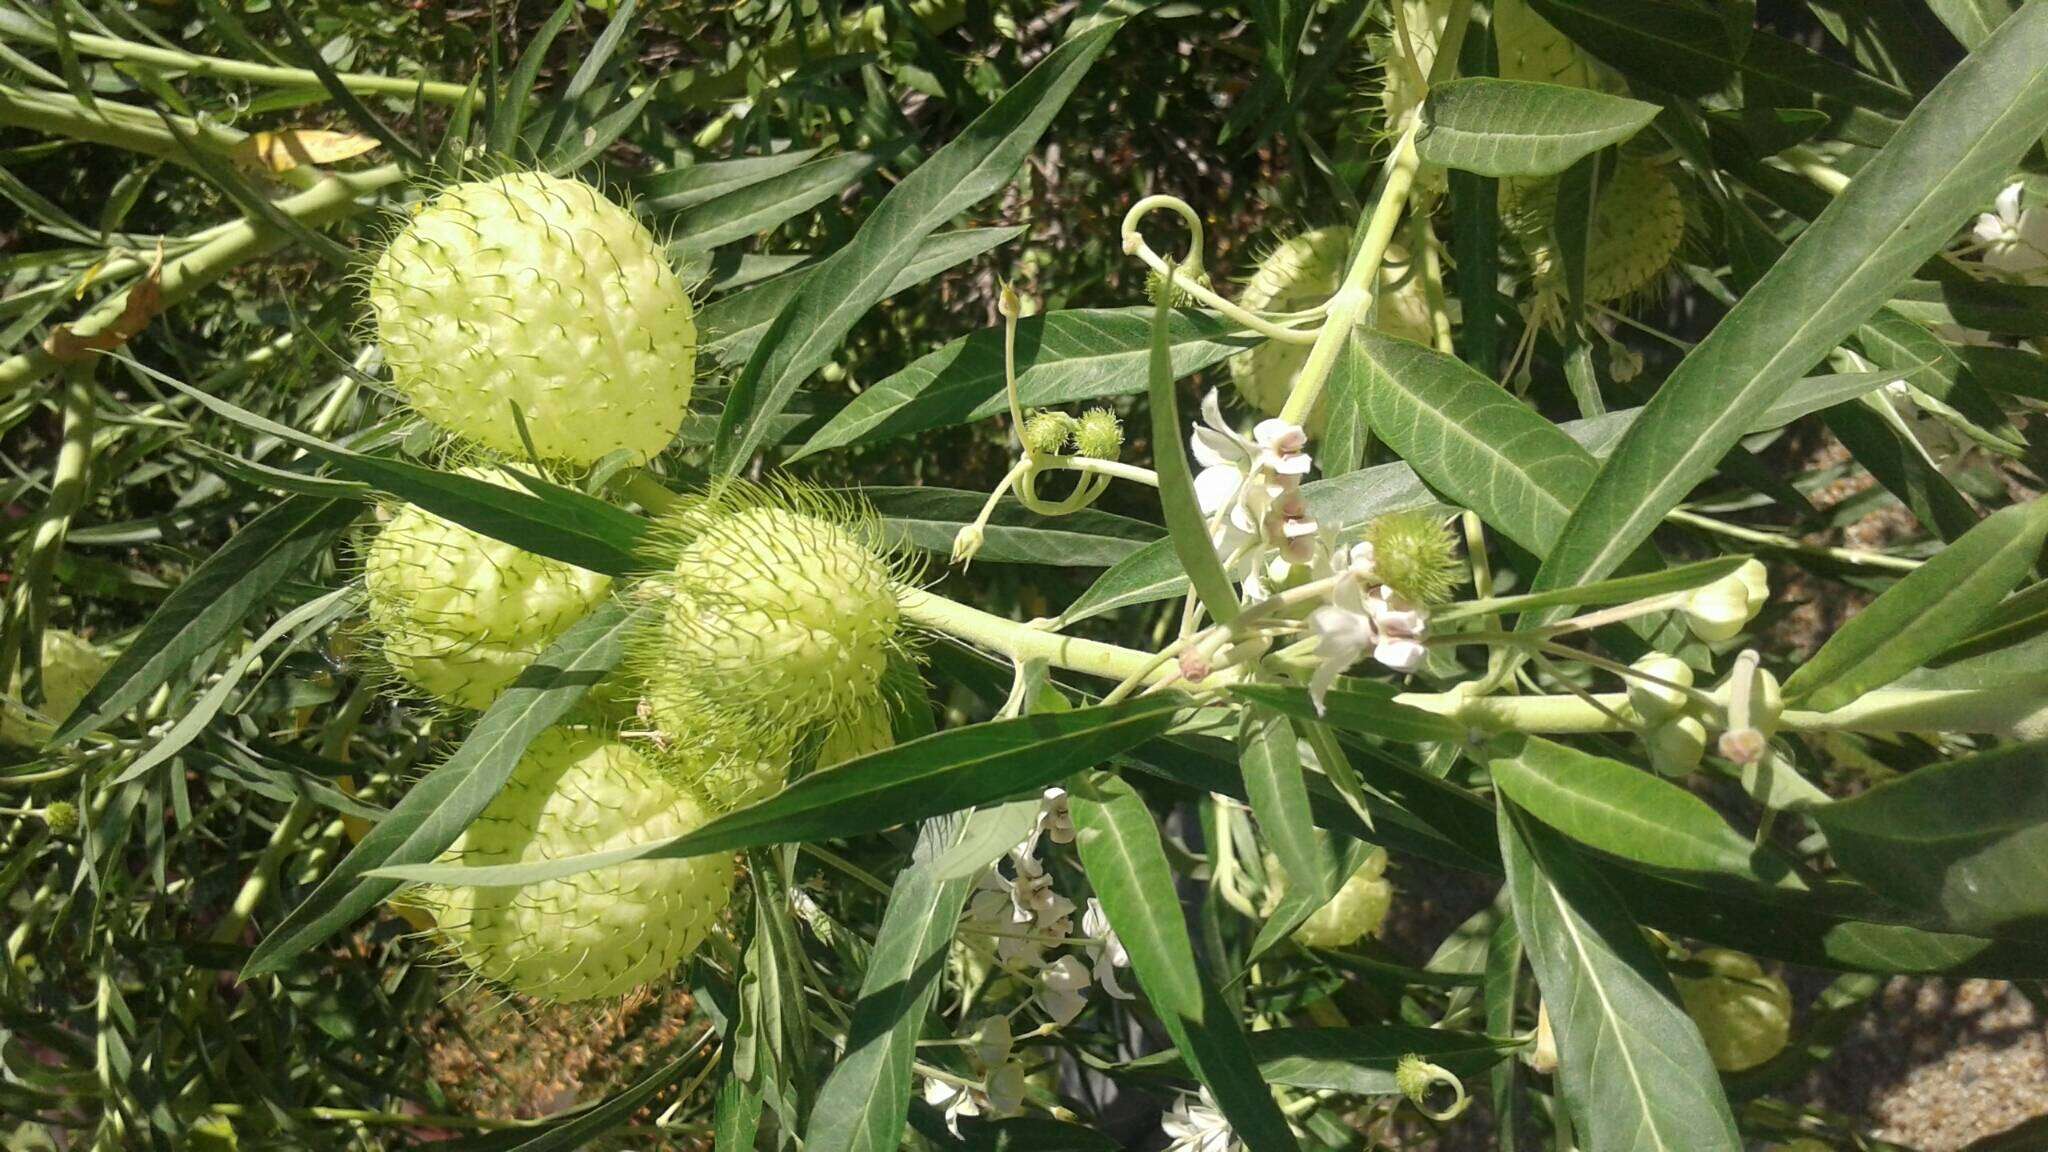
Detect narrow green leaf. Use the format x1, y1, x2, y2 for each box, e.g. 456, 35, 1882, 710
487, 0, 575, 156
50, 496, 360, 746
1070, 773, 1298, 1152
1889, 277, 2048, 337
1487, 735, 1805, 891
502, 1032, 712, 1151
711, 25, 1117, 474
1147, 288, 1241, 625
807, 814, 981, 1152
1239, 707, 1332, 905
1808, 740, 2048, 937
673, 150, 885, 254
1783, 499, 2048, 710
794, 308, 1248, 458
1436, 555, 1747, 624
1418, 78, 1660, 177
635, 148, 823, 212
372, 697, 1182, 887
700, 227, 1023, 364
240, 603, 644, 979
865, 485, 1160, 566
1526, 8, 2048, 617
1499, 802, 1743, 1152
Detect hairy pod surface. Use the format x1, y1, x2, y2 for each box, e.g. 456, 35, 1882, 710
1231, 227, 1434, 421
1292, 847, 1394, 949
1, 630, 108, 746
638, 483, 906, 742
368, 171, 696, 465
643, 683, 797, 812
1675, 948, 1794, 1072
362, 466, 612, 710
1505, 153, 1687, 310
428, 728, 733, 1002
1492, 0, 1627, 92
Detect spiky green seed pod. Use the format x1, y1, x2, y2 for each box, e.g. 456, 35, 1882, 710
1505, 153, 1687, 309
1231, 228, 1434, 421
643, 684, 795, 812
1365, 511, 1463, 605
1493, 0, 1627, 93
1073, 408, 1124, 460
363, 467, 611, 711
819, 692, 896, 767
368, 172, 696, 465
1292, 848, 1393, 949
41, 801, 79, 837
2, 630, 108, 746
639, 483, 907, 740
428, 728, 733, 1002
1021, 410, 1076, 456
1675, 948, 1793, 1072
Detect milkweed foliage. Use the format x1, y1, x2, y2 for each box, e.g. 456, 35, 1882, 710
3, 2, 2048, 1150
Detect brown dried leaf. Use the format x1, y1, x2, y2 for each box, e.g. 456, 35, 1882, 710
233, 129, 381, 174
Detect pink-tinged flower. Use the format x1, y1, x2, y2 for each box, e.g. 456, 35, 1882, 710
1081, 898, 1135, 1000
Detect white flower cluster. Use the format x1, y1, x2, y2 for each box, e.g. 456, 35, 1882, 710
928, 788, 1135, 1131
1163, 1087, 1242, 1152
1188, 392, 1433, 709
1191, 392, 1320, 597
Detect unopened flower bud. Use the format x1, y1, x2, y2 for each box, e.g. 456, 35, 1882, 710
1627, 653, 1694, 724
1525, 1001, 1559, 1074
1683, 559, 1769, 643
1648, 717, 1708, 777
1073, 408, 1124, 459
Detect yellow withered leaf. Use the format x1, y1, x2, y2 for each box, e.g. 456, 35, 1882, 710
233, 129, 380, 174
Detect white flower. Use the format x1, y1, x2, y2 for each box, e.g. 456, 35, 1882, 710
1252, 418, 1313, 478
1366, 586, 1430, 674
1187, 393, 1324, 591
1306, 577, 1430, 710
1163, 1089, 1240, 1152
1974, 182, 2048, 281
925, 1076, 983, 1136
1081, 898, 1135, 1000
1036, 787, 1074, 846
1038, 954, 1092, 1025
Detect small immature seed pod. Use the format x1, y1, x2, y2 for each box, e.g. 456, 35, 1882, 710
1, 630, 109, 746
1231, 228, 1435, 420
363, 467, 611, 710
1292, 848, 1394, 949
1364, 510, 1464, 605
1073, 408, 1125, 460
429, 728, 734, 1002
1675, 948, 1793, 1072
368, 171, 696, 465
42, 801, 79, 837
640, 483, 906, 739
1021, 410, 1077, 456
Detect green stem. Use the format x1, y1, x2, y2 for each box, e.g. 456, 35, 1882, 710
0, 162, 406, 396
1278, 122, 1424, 425
0, 10, 474, 105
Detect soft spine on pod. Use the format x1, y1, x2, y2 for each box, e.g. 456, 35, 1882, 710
632, 481, 910, 807
1, 630, 108, 746
1292, 848, 1394, 948
367, 171, 697, 466
1503, 153, 1687, 310
361, 465, 611, 711
1230, 227, 1435, 421
425, 728, 734, 1002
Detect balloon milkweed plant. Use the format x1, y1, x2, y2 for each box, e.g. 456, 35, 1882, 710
3, 2, 2048, 1151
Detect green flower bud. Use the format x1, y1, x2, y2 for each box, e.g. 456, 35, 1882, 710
1524, 1001, 1558, 1074
2, 629, 108, 746
1683, 560, 1770, 643
369, 172, 695, 465
1627, 653, 1694, 724
1647, 716, 1708, 777
1021, 410, 1076, 456
424, 728, 734, 1002
1292, 848, 1393, 949
1073, 408, 1125, 460
1365, 510, 1464, 605
1675, 948, 1793, 1072
363, 466, 612, 711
